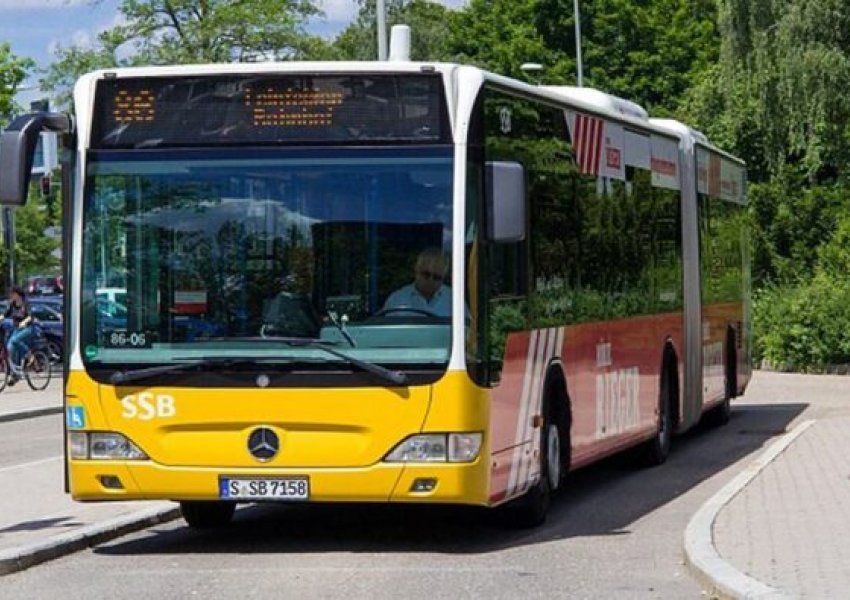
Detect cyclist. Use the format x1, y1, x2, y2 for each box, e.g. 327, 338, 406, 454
0, 286, 35, 386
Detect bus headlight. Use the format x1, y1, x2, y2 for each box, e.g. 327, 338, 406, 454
385, 433, 482, 463
68, 432, 148, 460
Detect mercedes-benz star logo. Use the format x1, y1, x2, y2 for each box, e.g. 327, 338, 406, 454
247, 427, 280, 462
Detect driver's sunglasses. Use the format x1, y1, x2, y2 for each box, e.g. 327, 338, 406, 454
416, 269, 444, 282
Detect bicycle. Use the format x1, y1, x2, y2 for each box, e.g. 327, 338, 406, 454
0, 324, 53, 392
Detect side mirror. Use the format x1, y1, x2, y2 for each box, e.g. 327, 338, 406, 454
0, 113, 72, 206
485, 161, 526, 243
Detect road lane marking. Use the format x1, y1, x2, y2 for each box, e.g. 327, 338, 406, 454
0, 455, 62, 474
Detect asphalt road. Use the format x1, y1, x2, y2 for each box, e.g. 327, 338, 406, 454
0, 414, 61, 469
0, 374, 811, 599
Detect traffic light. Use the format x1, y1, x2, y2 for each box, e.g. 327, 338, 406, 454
40, 175, 57, 219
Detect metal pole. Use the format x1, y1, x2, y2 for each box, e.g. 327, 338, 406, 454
574, 0, 584, 86
3, 208, 16, 289
376, 0, 388, 61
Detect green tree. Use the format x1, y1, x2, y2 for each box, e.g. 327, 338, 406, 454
535, 0, 718, 115
449, 0, 556, 81
0, 43, 34, 124
447, 0, 718, 113
13, 181, 61, 281
42, 0, 330, 108
40, 41, 123, 111
684, 0, 850, 184
333, 0, 455, 61
681, 0, 850, 370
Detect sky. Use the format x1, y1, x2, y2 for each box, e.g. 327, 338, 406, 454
0, 0, 467, 105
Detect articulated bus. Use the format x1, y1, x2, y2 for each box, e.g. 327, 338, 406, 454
0, 38, 749, 528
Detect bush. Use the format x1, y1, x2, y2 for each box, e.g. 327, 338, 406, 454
753, 273, 850, 372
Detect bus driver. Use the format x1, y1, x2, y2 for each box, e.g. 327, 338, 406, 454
382, 247, 452, 317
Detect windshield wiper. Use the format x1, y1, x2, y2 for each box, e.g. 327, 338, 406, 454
253, 335, 408, 386
108, 357, 273, 385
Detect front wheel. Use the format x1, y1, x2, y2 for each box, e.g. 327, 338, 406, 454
24, 350, 52, 391
500, 411, 562, 528
180, 501, 235, 529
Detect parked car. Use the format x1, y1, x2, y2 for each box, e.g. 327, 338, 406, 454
25, 275, 63, 296
31, 294, 63, 311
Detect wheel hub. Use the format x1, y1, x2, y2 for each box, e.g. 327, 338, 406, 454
546, 423, 561, 491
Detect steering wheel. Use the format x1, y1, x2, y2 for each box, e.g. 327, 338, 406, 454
371, 307, 439, 318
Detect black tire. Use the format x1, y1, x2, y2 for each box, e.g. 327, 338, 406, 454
24, 350, 52, 391
642, 367, 673, 466
180, 501, 235, 529
500, 401, 563, 528
705, 334, 735, 427
46, 339, 62, 365
0, 356, 9, 393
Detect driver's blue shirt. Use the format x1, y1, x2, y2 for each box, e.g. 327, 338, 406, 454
382, 284, 452, 317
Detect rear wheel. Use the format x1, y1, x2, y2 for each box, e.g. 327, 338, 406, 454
642, 367, 673, 466
180, 501, 235, 529
706, 332, 736, 427
24, 350, 52, 391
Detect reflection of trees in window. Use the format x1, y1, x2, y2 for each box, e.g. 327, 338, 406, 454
88, 176, 130, 287
528, 149, 682, 326
700, 195, 745, 305
468, 86, 685, 386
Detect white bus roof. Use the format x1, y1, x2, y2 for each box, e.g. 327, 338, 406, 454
541, 86, 649, 121
650, 117, 745, 166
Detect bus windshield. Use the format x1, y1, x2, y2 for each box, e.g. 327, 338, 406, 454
81, 146, 454, 383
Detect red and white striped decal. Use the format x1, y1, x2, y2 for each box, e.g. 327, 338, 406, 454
573, 113, 605, 175
505, 327, 564, 498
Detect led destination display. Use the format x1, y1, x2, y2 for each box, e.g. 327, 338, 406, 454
92, 74, 448, 148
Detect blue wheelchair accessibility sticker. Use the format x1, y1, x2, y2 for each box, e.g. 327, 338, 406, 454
67, 406, 86, 429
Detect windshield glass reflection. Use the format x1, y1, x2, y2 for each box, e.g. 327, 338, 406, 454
82, 147, 454, 370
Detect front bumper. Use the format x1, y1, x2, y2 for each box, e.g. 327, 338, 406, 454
69, 458, 490, 506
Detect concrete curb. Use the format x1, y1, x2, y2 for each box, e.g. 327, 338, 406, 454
684, 419, 816, 599
0, 504, 181, 576
0, 406, 62, 424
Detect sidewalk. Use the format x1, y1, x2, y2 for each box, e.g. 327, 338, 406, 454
0, 375, 64, 422
0, 375, 178, 575
686, 372, 850, 599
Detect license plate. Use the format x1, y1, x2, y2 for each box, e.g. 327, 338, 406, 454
219, 477, 309, 500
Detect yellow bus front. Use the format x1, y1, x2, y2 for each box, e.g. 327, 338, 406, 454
66, 370, 489, 505
67, 69, 491, 511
